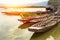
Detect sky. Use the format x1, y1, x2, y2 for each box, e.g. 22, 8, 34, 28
0, 0, 49, 6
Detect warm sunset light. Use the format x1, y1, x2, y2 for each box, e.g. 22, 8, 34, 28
2, 8, 46, 16
3, 8, 46, 12
0, 0, 48, 16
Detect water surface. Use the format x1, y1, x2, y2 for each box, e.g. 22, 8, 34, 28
0, 13, 34, 40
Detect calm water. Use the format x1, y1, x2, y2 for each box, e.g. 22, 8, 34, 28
0, 13, 34, 40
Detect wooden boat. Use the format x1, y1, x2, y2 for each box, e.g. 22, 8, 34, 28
18, 11, 60, 32
28, 20, 58, 32
18, 14, 54, 29
28, 13, 60, 32
28, 15, 58, 32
